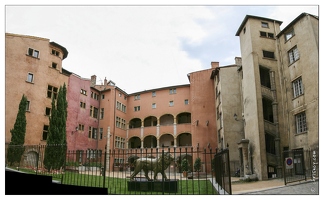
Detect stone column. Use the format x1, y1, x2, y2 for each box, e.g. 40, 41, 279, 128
238, 139, 251, 176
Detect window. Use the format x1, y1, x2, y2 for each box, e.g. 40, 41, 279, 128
116, 101, 126, 113
101, 94, 105, 99
152, 103, 156, 109
292, 77, 303, 98
263, 50, 275, 59
90, 106, 93, 116
80, 89, 87, 95
99, 128, 103, 140
78, 124, 85, 131
52, 49, 60, 56
134, 94, 140, 100
260, 31, 267, 37
88, 127, 97, 139
27, 73, 34, 83
42, 125, 49, 140
285, 29, 295, 41
45, 107, 51, 116
100, 108, 104, 119
80, 102, 86, 108
184, 99, 189, 105
91, 92, 99, 100
169, 101, 174, 107
152, 91, 156, 97
134, 106, 140, 112
47, 85, 58, 99
115, 136, 125, 149
169, 88, 176, 94
262, 97, 274, 123
93, 107, 98, 118
296, 112, 307, 134
268, 33, 274, 38
261, 22, 269, 28
265, 133, 276, 154
52, 62, 57, 69
27, 48, 39, 58
26, 101, 30, 111
259, 66, 271, 88
288, 46, 299, 64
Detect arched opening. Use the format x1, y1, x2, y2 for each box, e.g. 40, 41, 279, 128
128, 136, 141, 149
177, 112, 191, 124
144, 116, 157, 127
176, 133, 192, 147
25, 151, 39, 168
143, 135, 157, 148
129, 118, 141, 129
159, 134, 174, 147
160, 114, 174, 126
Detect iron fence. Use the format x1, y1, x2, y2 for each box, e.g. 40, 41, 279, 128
283, 147, 319, 185
213, 148, 231, 195
5, 144, 222, 195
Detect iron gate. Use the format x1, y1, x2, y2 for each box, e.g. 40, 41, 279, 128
214, 148, 231, 195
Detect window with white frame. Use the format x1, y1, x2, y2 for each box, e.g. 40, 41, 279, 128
99, 128, 103, 140
261, 22, 269, 28
285, 29, 295, 41
47, 85, 58, 99
169, 101, 174, 107
184, 99, 189, 105
42, 125, 49, 140
80, 89, 87, 95
26, 100, 30, 111
152, 103, 156, 109
27, 48, 39, 58
152, 91, 156, 97
296, 112, 307, 134
134, 94, 140, 100
292, 77, 303, 98
52, 49, 60, 56
288, 46, 300, 64
169, 88, 176, 94
134, 106, 140, 111
100, 108, 104, 119
27, 73, 34, 83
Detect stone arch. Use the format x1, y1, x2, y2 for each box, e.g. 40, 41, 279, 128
128, 136, 141, 149
159, 114, 174, 126
176, 132, 192, 147
143, 135, 157, 148
159, 133, 174, 147
143, 116, 158, 127
176, 112, 191, 124
129, 118, 142, 129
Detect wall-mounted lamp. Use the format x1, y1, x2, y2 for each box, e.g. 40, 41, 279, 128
206, 120, 209, 126
72, 127, 78, 134
195, 120, 199, 126
234, 113, 244, 122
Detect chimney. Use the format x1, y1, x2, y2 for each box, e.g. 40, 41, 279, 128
235, 57, 242, 67
91, 75, 96, 86
211, 62, 219, 69
104, 77, 107, 85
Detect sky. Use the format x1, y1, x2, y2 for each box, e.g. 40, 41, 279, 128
4, 2, 319, 95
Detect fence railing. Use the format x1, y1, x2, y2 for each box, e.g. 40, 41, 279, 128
283, 147, 319, 185
5, 144, 221, 195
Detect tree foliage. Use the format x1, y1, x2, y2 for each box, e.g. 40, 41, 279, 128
194, 157, 202, 172
7, 95, 27, 165
43, 83, 68, 170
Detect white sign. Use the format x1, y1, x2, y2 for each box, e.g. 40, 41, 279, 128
285, 157, 293, 169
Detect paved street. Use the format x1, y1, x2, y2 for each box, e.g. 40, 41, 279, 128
242, 180, 319, 195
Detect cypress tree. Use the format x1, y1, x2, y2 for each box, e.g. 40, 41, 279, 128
7, 95, 27, 166
43, 84, 68, 170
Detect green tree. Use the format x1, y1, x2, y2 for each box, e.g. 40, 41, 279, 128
43, 84, 68, 170
194, 157, 202, 172
7, 95, 27, 166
